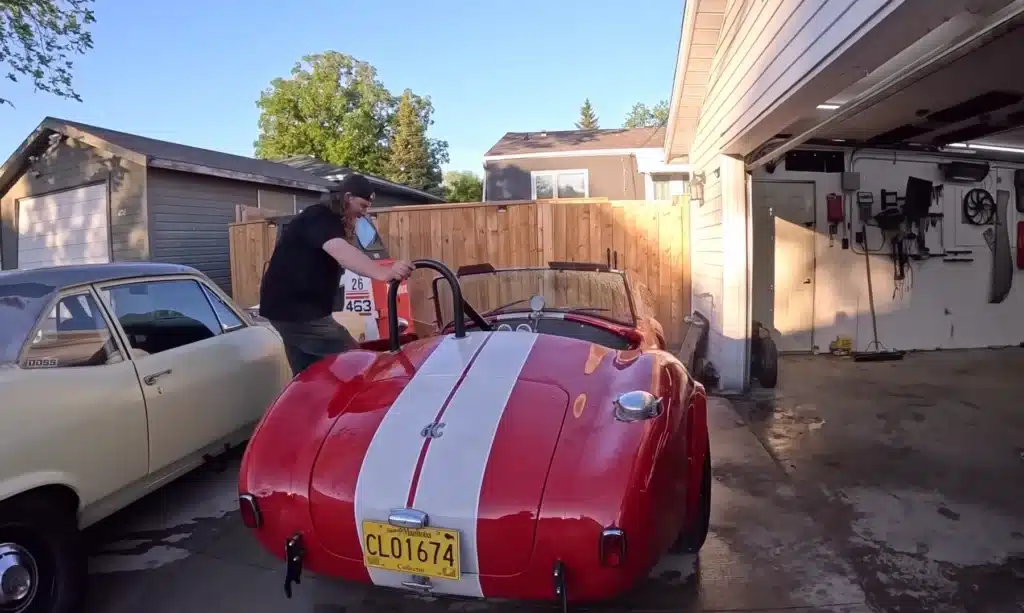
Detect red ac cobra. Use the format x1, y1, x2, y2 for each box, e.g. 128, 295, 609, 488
237, 259, 711, 609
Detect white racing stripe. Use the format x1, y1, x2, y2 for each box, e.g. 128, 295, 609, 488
411, 331, 539, 597
353, 331, 490, 589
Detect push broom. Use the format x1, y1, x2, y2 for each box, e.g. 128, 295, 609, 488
853, 223, 905, 362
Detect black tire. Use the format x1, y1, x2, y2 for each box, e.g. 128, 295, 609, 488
670, 439, 711, 554
0, 496, 86, 613
757, 334, 779, 389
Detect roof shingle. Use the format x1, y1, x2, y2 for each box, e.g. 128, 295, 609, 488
484, 127, 665, 157
50, 118, 336, 191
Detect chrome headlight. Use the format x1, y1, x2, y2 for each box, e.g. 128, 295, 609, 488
613, 391, 662, 422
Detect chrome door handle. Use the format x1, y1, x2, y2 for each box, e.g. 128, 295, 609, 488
143, 369, 172, 385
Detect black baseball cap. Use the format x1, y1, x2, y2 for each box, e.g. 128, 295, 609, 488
334, 173, 375, 200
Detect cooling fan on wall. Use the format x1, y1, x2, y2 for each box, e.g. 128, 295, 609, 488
962, 188, 996, 225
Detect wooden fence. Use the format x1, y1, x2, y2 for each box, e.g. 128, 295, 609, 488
371, 198, 691, 347
228, 219, 278, 309
228, 197, 691, 347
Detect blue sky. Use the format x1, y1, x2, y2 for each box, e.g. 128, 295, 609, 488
0, 0, 683, 175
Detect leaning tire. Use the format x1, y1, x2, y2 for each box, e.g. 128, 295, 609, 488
757, 334, 779, 389
671, 438, 711, 554
0, 497, 86, 613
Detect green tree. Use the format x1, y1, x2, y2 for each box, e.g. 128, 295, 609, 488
1, 0, 97, 107
443, 170, 482, 203
254, 51, 449, 191
387, 89, 435, 191
576, 98, 599, 130
623, 100, 670, 128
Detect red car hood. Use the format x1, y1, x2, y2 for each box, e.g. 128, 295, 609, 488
308, 331, 573, 576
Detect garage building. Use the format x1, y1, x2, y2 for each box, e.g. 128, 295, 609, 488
0, 117, 443, 296
665, 0, 1024, 391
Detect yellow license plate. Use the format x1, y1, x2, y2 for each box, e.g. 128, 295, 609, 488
361, 520, 461, 580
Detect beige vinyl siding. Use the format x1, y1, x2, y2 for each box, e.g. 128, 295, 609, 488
690, 160, 724, 334
691, 0, 906, 168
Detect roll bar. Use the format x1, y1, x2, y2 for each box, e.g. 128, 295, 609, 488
387, 259, 466, 351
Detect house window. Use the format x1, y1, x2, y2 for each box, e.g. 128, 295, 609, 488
531, 170, 589, 200
652, 173, 689, 200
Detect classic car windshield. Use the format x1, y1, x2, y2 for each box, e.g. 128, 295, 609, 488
0, 282, 56, 365
434, 268, 636, 328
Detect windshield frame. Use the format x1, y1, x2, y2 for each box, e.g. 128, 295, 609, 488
430, 265, 639, 330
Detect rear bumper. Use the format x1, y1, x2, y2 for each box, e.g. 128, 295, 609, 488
245, 520, 646, 604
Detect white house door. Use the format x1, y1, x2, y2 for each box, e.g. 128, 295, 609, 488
752, 181, 816, 353
18, 183, 111, 269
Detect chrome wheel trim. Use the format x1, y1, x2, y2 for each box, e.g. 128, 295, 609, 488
0, 542, 38, 612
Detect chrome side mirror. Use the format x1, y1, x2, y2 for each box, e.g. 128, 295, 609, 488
613, 391, 662, 422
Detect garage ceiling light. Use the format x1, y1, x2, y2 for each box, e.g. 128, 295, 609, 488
817, 104, 841, 111
940, 145, 976, 154
946, 141, 1024, 155
965, 143, 1024, 155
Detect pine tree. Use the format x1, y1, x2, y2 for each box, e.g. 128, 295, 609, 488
386, 89, 433, 190
576, 99, 600, 130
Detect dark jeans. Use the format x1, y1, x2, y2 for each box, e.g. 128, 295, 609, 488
269, 316, 358, 376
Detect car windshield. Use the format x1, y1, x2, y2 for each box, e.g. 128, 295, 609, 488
354, 217, 383, 251
433, 268, 636, 328
0, 282, 57, 365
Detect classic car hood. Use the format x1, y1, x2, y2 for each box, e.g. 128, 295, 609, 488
308, 331, 572, 576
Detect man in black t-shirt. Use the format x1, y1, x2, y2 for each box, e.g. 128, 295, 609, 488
259, 173, 413, 375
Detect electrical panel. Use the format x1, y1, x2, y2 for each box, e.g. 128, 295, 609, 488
841, 172, 861, 192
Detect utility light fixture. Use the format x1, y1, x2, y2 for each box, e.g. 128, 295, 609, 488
948, 142, 1024, 155
817, 103, 841, 111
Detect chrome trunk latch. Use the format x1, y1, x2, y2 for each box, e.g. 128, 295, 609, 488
420, 422, 445, 438
388, 509, 428, 529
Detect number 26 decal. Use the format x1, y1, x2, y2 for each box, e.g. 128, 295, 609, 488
350, 277, 366, 291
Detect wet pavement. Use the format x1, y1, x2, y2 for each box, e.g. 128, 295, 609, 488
83, 349, 1023, 612
84, 395, 868, 613
732, 348, 1024, 613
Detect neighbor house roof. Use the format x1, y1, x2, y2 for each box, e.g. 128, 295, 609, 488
484, 127, 665, 160
277, 155, 446, 204
0, 117, 338, 196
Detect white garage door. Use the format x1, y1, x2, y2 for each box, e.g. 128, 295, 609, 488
18, 183, 111, 270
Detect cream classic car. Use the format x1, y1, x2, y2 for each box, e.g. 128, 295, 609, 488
0, 262, 292, 613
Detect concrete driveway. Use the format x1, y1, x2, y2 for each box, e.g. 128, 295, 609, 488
734, 348, 1024, 613
82, 349, 1023, 612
